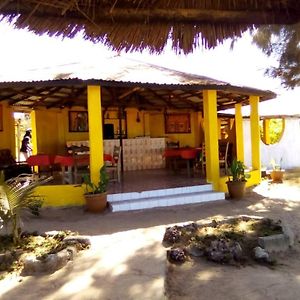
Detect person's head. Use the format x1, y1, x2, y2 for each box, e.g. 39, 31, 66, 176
25, 129, 32, 137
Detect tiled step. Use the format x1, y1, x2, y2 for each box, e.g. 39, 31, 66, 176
107, 184, 225, 212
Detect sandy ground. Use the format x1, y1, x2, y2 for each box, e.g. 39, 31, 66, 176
1, 173, 300, 300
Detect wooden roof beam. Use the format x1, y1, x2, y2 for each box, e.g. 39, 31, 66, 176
145, 89, 178, 109
2, 6, 300, 25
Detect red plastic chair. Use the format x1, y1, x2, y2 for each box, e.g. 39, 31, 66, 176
180, 149, 198, 177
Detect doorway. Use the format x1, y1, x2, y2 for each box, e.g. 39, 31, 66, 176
14, 112, 31, 162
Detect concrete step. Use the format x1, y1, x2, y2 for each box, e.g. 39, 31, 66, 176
107, 185, 225, 212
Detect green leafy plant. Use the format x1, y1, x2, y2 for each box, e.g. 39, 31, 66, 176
0, 172, 52, 244
82, 166, 109, 194
227, 159, 250, 182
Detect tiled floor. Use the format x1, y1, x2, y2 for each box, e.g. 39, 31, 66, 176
107, 168, 207, 193
49, 167, 207, 193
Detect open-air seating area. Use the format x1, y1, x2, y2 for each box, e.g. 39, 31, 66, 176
25, 145, 122, 184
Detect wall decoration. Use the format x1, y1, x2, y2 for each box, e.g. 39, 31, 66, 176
69, 111, 89, 132
0, 105, 3, 131
165, 113, 191, 134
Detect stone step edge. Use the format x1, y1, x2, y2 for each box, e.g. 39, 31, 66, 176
108, 184, 213, 202
110, 191, 225, 207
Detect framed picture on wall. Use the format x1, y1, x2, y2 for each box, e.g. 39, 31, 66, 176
0, 105, 3, 131
165, 113, 191, 134
69, 111, 89, 132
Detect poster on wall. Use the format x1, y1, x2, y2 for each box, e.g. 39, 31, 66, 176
165, 113, 191, 134
0, 105, 3, 131
68, 111, 89, 132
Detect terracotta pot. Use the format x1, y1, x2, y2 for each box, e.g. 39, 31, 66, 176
270, 170, 284, 183
84, 192, 107, 213
226, 181, 246, 199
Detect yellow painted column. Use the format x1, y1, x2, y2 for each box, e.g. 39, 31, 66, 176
87, 85, 104, 184
250, 96, 261, 175
235, 103, 244, 162
203, 90, 220, 190
30, 110, 37, 155
263, 119, 270, 144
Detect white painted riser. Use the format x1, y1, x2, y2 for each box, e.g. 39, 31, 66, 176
107, 184, 225, 212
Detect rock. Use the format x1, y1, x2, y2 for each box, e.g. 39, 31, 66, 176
186, 244, 205, 257
22, 249, 71, 275
231, 242, 243, 260
258, 234, 290, 253
163, 226, 181, 244
206, 239, 234, 263
63, 235, 91, 247
167, 248, 186, 263
282, 223, 295, 247
66, 246, 78, 260
254, 246, 270, 262
45, 230, 62, 237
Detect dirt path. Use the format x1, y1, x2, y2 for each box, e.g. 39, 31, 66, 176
1, 176, 300, 300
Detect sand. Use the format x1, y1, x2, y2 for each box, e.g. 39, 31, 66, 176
1, 175, 300, 300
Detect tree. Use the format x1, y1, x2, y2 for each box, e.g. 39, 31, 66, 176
252, 23, 300, 89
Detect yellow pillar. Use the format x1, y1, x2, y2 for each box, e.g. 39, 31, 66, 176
263, 119, 270, 144
203, 90, 220, 190
87, 85, 104, 184
250, 96, 261, 175
235, 103, 244, 162
30, 110, 37, 155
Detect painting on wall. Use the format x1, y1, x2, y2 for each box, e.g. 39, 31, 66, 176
69, 111, 89, 132
0, 105, 3, 131
165, 113, 191, 134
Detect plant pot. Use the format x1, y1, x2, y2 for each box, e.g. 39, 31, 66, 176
226, 181, 246, 199
270, 170, 284, 183
84, 192, 107, 213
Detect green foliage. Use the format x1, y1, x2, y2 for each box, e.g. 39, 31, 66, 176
0, 173, 52, 244
260, 119, 284, 145
252, 24, 300, 88
227, 159, 250, 182
82, 165, 109, 194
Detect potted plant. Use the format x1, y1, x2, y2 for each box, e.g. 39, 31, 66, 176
226, 159, 250, 199
270, 158, 284, 183
82, 166, 109, 213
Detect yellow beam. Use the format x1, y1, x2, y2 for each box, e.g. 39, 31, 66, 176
87, 85, 104, 184
235, 103, 244, 162
30, 110, 37, 155
203, 90, 220, 190
250, 96, 261, 176
263, 119, 270, 144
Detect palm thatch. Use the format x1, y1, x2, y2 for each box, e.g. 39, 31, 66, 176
1, 1, 300, 53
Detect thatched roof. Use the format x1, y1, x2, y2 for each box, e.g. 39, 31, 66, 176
0, 56, 276, 111
1, 1, 300, 53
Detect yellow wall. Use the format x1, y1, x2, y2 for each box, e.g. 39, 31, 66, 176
34, 107, 89, 154
36, 185, 85, 207
149, 111, 201, 147
126, 108, 145, 138
0, 103, 15, 151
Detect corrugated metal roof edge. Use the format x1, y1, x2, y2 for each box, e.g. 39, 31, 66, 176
0, 78, 276, 100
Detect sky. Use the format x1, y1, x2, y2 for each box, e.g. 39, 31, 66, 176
0, 21, 300, 115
